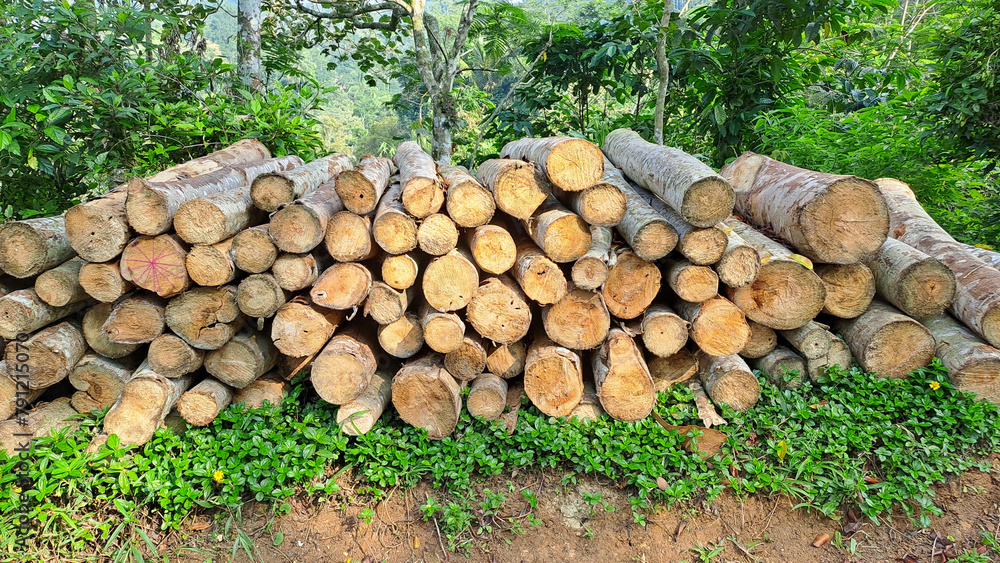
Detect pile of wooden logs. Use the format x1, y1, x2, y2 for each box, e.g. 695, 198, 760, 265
4, 129, 1000, 453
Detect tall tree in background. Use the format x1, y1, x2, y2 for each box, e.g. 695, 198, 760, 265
652, 0, 672, 144
238, 0, 262, 90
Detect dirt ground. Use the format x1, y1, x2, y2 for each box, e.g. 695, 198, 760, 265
164, 460, 1000, 563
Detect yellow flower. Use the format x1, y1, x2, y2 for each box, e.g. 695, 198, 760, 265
12, 486, 21, 494
213, 470, 224, 483
929, 381, 941, 391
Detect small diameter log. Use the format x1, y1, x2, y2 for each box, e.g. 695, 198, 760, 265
0, 289, 89, 340
513, 237, 567, 306
467, 374, 508, 421
83, 303, 139, 358
714, 224, 761, 288
382, 252, 421, 290
740, 321, 778, 359
444, 333, 488, 381
372, 183, 418, 255
552, 177, 627, 228
666, 259, 720, 303
422, 247, 479, 312
165, 285, 242, 350
541, 286, 610, 350
186, 238, 237, 287
648, 349, 699, 392
4, 321, 86, 389
962, 244, 1000, 270
500, 136, 604, 192
148, 334, 205, 378
365, 282, 413, 325
232, 370, 289, 409
176, 378, 233, 427
467, 275, 532, 345
675, 296, 751, 357
723, 219, 826, 330
468, 223, 516, 275
103, 293, 166, 344
273, 252, 324, 291
103, 362, 192, 446
815, 263, 876, 319
204, 327, 279, 388
269, 178, 344, 253
421, 302, 466, 354
604, 128, 735, 227
697, 352, 760, 412
337, 370, 393, 435
750, 346, 805, 390
778, 321, 831, 360
572, 226, 612, 291
392, 354, 462, 439
312, 323, 381, 404
2, 365, 44, 421
2, 398, 79, 455
524, 332, 584, 417
0, 215, 76, 279
486, 341, 526, 380
395, 141, 444, 218
602, 250, 661, 320
608, 170, 678, 261
237, 273, 289, 318
271, 296, 344, 357
833, 300, 935, 379
689, 380, 727, 428
378, 312, 424, 358
311, 262, 372, 310
326, 211, 376, 262
417, 213, 459, 256
592, 328, 656, 422
174, 186, 266, 245
250, 154, 353, 212
232, 225, 278, 274
120, 234, 191, 298
65, 188, 131, 263
569, 385, 605, 423
522, 196, 591, 263
440, 164, 495, 228
634, 186, 727, 265
806, 336, 853, 381
335, 154, 396, 215
722, 152, 888, 263
640, 304, 689, 358
864, 237, 957, 319
475, 159, 550, 219
922, 314, 1000, 404
35, 257, 88, 307
79, 260, 134, 302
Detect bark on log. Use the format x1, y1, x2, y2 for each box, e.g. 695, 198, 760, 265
500, 137, 604, 192
440, 164, 495, 228
603, 128, 735, 227
486, 341, 526, 380
633, 186, 727, 265
0, 215, 75, 278
674, 296, 751, 357
270, 178, 344, 253
697, 352, 760, 412
165, 285, 242, 350
250, 154, 352, 212
602, 250, 661, 320
640, 303, 689, 358
325, 211, 377, 263
666, 259, 720, 303
714, 223, 761, 288
365, 282, 413, 325
522, 196, 591, 263
378, 312, 424, 358
475, 159, 550, 219
232, 224, 277, 274
372, 183, 418, 255
417, 213, 459, 256
422, 247, 479, 313
273, 252, 325, 291
778, 321, 832, 360
608, 170, 677, 261
922, 314, 1000, 404
174, 186, 266, 245
186, 237, 237, 287
232, 370, 289, 409
750, 346, 805, 390
271, 296, 344, 357
382, 252, 421, 290
35, 257, 88, 307
1, 397, 79, 455
524, 332, 584, 417
815, 263, 876, 319
721, 152, 888, 263
648, 349, 699, 391
103, 362, 192, 445
467, 374, 508, 421
311, 263, 372, 311
0, 289, 90, 340
237, 273, 289, 318
467, 275, 532, 345
4, 321, 86, 389
204, 326, 278, 388
103, 293, 167, 344
312, 322, 381, 404
833, 300, 935, 379
335, 154, 396, 215
421, 301, 466, 354
541, 286, 610, 350
864, 237, 957, 319
120, 234, 191, 298
444, 332, 488, 381
513, 236, 567, 306
79, 260, 134, 303
592, 328, 656, 422
337, 369, 393, 435
176, 378, 233, 426
395, 141, 444, 218
572, 226, 612, 291
148, 333, 205, 378
740, 321, 778, 359
392, 353, 461, 439
468, 223, 516, 275
962, 244, 1000, 269
806, 336, 853, 381
82, 302, 139, 358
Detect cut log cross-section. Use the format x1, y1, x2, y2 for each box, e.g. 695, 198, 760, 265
250, 154, 352, 212
103, 362, 192, 446
466, 275, 532, 345
232, 224, 277, 274
697, 352, 760, 412
392, 354, 461, 439
468, 223, 517, 275
417, 213, 459, 256
233, 370, 289, 409
186, 237, 237, 287
0, 215, 76, 279
176, 378, 233, 427
648, 349, 699, 391
572, 226, 612, 291
237, 273, 289, 319
500, 136, 604, 192
602, 250, 661, 320
270, 178, 345, 254
422, 247, 479, 313
551, 174, 627, 228
2, 398, 79, 455
922, 314, 1000, 404
634, 186, 727, 265
148, 333, 205, 378
335, 154, 396, 215
524, 332, 584, 417
35, 257, 88, 307
421, 301, 466, 354
640, 303, 689, 358
512, 236, 567, 306
174, 185, 266, 246
326, 211, 376, 263
68, 353, 141, 412
372, 183, 418, 255
364, 282, 413, 325
382, 252, 421, 291
815, 263, 876, 319
750, 346, 805, 390
205, 326, 279, 388
665, 259, 719, 303
607, 168, 677, 261
475, 159, 550, 220
103, 293, 167, 344
740, 321, 778, 359
79, 260, 134, 303
273, 252, 326, 291
592, 328, 656, 422
165, 285, 242, 350
0, 289, 90, 340
674, 296, 751, 357
312, 322, 381, 405
378, 312, 424, 359
338, 370, 393, 435
395, 141, 444, 219
522, 196, 592, 263
120, 234, 191, 298
82, 303, 139, 359
467, 374, 508, 421
778, 321, 831, 360
271, 296, 345, 357
443, 333, 488, 381
440, 164, 495, 228
311, 263, 372, 311
541, 286, 610, 351
864, 238, 956, 319
714, 223, 761, 289
833, 300, 935, 379
486, 341, 526, 380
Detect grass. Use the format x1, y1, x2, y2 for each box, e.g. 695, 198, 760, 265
1, 360, 1000, 560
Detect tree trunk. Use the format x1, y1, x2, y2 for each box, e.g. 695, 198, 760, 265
740, 320, 778, 359
337, 369, 393, 435
922, 314, 1000, 404
35, 257, 88, 307
174, 186, 267, 245
372, 183, 418, 255
572, 226, 612, 291
665, 259, 719, 303
365, 282, 414, 325
749, 346, 805, 390
486, 341, 526, 380
864, 238, 957, 318
103, 363, 192, 446
512, 235, 567, 306
674, 296, 751, 357
806, 335, 853, 381
467, 275, 532, 345
0, 215, 75, 278
640, 303, 689, 358
120, 234, 191, 298
541, 286, 610, 350
697, 352, 760, 412
103, 292, 167, 344
422, 246, 478, 312
148, 333, 205, 378
467, 374, 507, 421
832, 300, 935, 379
326, 211, 376, 262
603, 128, 735, 227
421, 300, 466, 353
417, 213, 459, 256
250, 154, 352, 212
381, 252, 421, 290
273, 252, 326, 291
391, 353, 462, 440
237, 0, 262, 90
232, 224, 277, 273
440, 164, 495, 228
232, 370, 289, 410
714, 224, 761, 289
524, 332, 583, 417
653, 0, 671, 145
312, 322, 382, 404
592, 328, 656, 422
335, 154, 396, 215
522, 196, 592, 263
499, 137, 604, 192
648, 349, 699, 391
83, 303, 139, 358
186, 237, 238, 287
271, 296, 344, 357
475, 159, 550, 219
205, 326, 278, 388
444, 332, 488, 381
394, 141, 444, 219
271, 179, 345, 254
602, 250, 661, 319
721, 152, 889, 263
0, 289, 90, 340
378, 312, 424, 358
176, 377, 233, 426
237, 273, 289, 318
467, 223, 516, 275
311, 262, 372, 311
633, 186, 727, 265
165, 285, 242, 350
4, 321, 86, 389
605, 164, 677, 261
778, 321, 832, 360
1, 397, 78, 455
79, 260, 134, 303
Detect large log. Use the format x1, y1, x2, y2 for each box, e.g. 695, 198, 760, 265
0, 289, 90, 340
312, 323, 381, 404
467, 374, 508, 421
475, 159, 550, 219
714, 223, 761, 288
68, 353, 141, 412
815, 263, 876, 319
640, 303, 689, 358
119, 234, 191, 298
103, 362, 192, 445
422, 247, 479, 313
486, 341, 526, 380
572, 226, 612, 291
444, 332, 488, 381
522, 196, 591, 263
750, 346, 805, 390
237, 273, 289, 319
79, 260, 134, 303
608, 171, 677, 262
697, 352, 760, 412
721, 152, 889, 263
270, 178, 344, 253
500, 137, 604, 192
602, 250, 661, 320
35, 257, 88, 307
0, 215, 75, 278
176, 378, 233, 427
962, 243, 1000, 270
335, 154, 396, 215
864, 237, 957, 319
648, 349, 699, 391
394, 141, 444, 218
922, 314, 1000, 404
250, 154, 352, 212
4, 321, 86, 389
392, 354, 461, 439
524, 332, 584, 417
440, 164, 495, 228
740, 321, 778, 359
174, 186, 266, 245
665, 259, 719, 303
421, 301, 466, 354
365, 282, 413, 325
381, 252, 421, 291
833, 300, 935, 379
378, 312, 424, 359
778, 321, 831, 360
273, 252, 325, 292
325, 211, 377, 263
232, 370, 289, 409
372, 183, 418, 255
634, 186, 727, 265
186, 237, 238, 287
417, 213, 459, 256
466, 275, 532, 345
468, 223, 516, 275
165, 285, 242, 350
148, 333, 205, 378
337, 370, 393, 435
204, 326, 279, 388
311, 262, 372, 311
231, 225, 277, 274
82, 303, 139, 358
1, 397, 79, 455
271, 296, 344, 357
675, 296, 751, 357
592, 328, 656, 421
103, 293, 167, 344
541, 286, 610, 350
511, 236, 567, 306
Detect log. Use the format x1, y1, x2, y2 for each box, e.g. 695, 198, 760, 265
440, 164, 495, 228
312, 323, 381, 404
0, 215, 75, 278
714, 223, 761, 288
922, 314, 1000, 404
500, 136, 604, 192
749, 346, 805, 390
815, 263, 876, 319
485, 341, 526, 380
103, 293, 166, 344
552, 177, 627, 227
250, 154, 352, 212
326, 211, 376, 262
689, 380, 728, 428
444, 332, 488, 381
4, 321, 86, 389
174, 186, 266, 245
592, 328, 656, 422
420, 301, 466, 354
395, 141, 444, 218
962, 244, 1000, 269
237, 273, 289, 318
392, 353, 461, 439
422, 247, 479, 312
365, 282, 413, 325
35, 257, 88, 307
512, 236, 567, 306
778, 321, 831, 360
665, 259, 719, 303
640, 303, 689, 358
468, 223, 517, 275
634, 186, 727, 265
697, 352, 760, 412
602, 250, 661, 320
569, 385, 605, 423
232, 370, 289, 409
103, 362, 192, 446
176, 378, 233, 426
273, 252, 325, 291
864, 237, 957, 319
82, 303, 139, 358
603, 128, 735, 227
608, 170, 677, 261
648, 349, 699, 391
311, 263, 372, 311
524, 332, 584, 417
541, 286, 610, 350
271, 296, 344, 357
269, 178, 344, 253
722, 152, 889, 263
204, 326, 279, 388
1, 363, 45, 420
522, 196, 591, 263
232, 225, 278, 274
1, 398, 79, 455
475, 159, 550, 219
832, 300, 935, 379
0, 289, 90, 340
186, 237, 237, 287
740, 321, 778, 359
372, 183, 418, 255
381, 252, 421, 290
79, 260, 134, 303
572, 226, 612, 291
335, 154, 396, 215
165, 285, 242, 350
378, 312, 424, 358
337, 369, 393, 435
466, 275, 532, 345
675, 296, 751, 357
467, 374, 508, 421
119, 234, 191, 298
806, 336, 853, 381
723, 219, 826, 330
417, 213, 459, 256
148, 334, 205, 378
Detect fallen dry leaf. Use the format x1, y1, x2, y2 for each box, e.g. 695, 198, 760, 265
673, 521, 686, 542
864, 476, 880, 484
843, 521, 863, 535
414, 537, 420, 549
656, 477, 668, 491
812, 532, 832, 548
188, 521, 211, 531
809, 400, 828, 409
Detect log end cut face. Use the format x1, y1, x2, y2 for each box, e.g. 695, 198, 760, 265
272, 205, 324, 254
946, 348, 1000, 405
423, 254, 478, 312
471, 229, 517, 275
125, 188, 171, 236
729, 261, 826, 330
690, 298, 751, 357
149, 335, 202, 377
708, 368, 760, 412
681, 177, 736, 228
717, 246, 761, 288
820, 263, 876, 318
598, 341, 656, 422
467, 284, 532, 344
238, 275, 285, 318
233, 229, 278, 274
391, 366, 461, 439
176, 393, 221, 427
401, 178, 445, 219
602, 254, 661, 320
311, 264, 371, 310
571, 257, 609, 291
494, 166, 549, 219
423, 316, 466, 353
983, 309, 1000, 350
542, 215, 592, 263
187, 247, 233, 287
861, 320, 936, 379
373, 213, 418, 255
524, 354, 583, 417
0, 223, 49, 278
544, 290, 610, 350
121, 236, 189, 298
66, 203, 131, 262
543, 138, 604, 192
578, 183, 627, 227
897, 260, 957, 318
174, 201, 228, 245
335, 170, 378, 215
632, 221, 677, 262
801, 178, 889, 264
251, 175, 295, 212
520, 257, 567, 306
447, 182, 496, 228
682, 229, 728, 265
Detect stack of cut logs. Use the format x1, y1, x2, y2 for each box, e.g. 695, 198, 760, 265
4, 129, 1000, 452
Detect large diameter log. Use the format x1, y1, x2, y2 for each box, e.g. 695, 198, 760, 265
1, 398, 79, 455
513, 237, 567, 306
35, 257, 88, 307
468, 223, 516, 275
778, 321, 831, 360
697, 352, 760, 412
714, 223, 761, 288
675, 296, 751, 357
165, 285, 242, 350
174, 186, 266, 245
722, 152, 888, 263
524, 333, 584, 417
394, 141, 444, 218
273, 252, 325, 291
648, 349, 699, 391
864, 237, 957, 319
422, 247, 478, 312
602, 250, 661, 320
486, 341, 526, 380
4, 321, 86, 389
608, 170, 677, 261
0, 215, 75, 278
750, 346, 805, 390
666, 259, 719, 303
421, 301, 466, 354
103, 293, 166, 344
541, 287, 610, 350
522, 196, 591, 263
815, 263, 876, 319
103, 362, 192, 446
176, 378, 233, 427
148, 333, 204, 378
962, 244, 1000, 269
326, 211, 376, 262
232, 370, 289, 409
378, 312, 424, 358
65, 189, 131, 263
440, 164, 495, 228
336, 154, 396, 215
186, 238, 237, 287
205, 327, 279, 388
79, 260, 134, 302
640, 304, 689, 358
740, 321, 778, 359
270, 179, 344, 253
237, 273, 289, 319
365, 282, 413, 325
466, 275, 532, 345
120, 234, 191, 298
382, 252, 420, 290
232, 225, 277, 273
337, 370, 393, 435
444, 333, 488, 381
83, 303, 139, 358
592, 328, 656, 421
500, 136, 603, 192
572, 226, 612, 291
833, 300, 935, 379
372, 183, 418, 255
922, 314, 1000, 404
392, 354, 461, 439
312, 323, 381, 404
0, 289, 90, 340
271, 297, 344, 357
311, 263, 372, 311
603, 128, 735, 227
633, 186, 726, 265
250, 154, 352, 212
806, 336, 853, 381
467, 374, 508, 421
417, 213, 459, 256
475, 159, 550, 219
